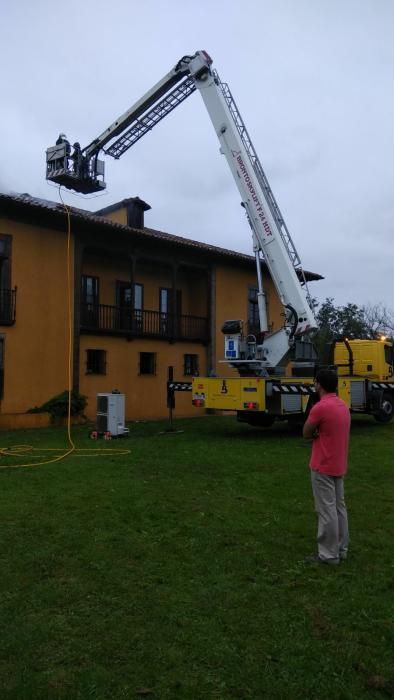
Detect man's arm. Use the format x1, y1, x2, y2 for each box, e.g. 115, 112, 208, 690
303, 419, 319, 440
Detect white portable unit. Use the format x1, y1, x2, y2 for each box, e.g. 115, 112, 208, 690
96, 392, 128, 436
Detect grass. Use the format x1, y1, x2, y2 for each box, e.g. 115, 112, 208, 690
0, 415, 393, 699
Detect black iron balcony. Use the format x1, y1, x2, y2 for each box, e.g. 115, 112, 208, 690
80, 303, 209, 343
0, 288, 16, 325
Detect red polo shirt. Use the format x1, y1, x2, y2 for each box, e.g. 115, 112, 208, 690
308, 393, 350, 476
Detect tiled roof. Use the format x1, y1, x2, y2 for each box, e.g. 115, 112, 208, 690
0, 191, 323, 281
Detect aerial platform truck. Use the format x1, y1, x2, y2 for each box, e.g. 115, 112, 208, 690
46, 50, 394, 426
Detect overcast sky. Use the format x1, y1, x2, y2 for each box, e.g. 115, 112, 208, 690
1, 0, 393, 308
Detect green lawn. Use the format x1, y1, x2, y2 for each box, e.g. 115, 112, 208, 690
0, 416, 393, 699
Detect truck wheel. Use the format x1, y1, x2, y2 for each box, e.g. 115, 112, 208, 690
374, 393, 393, 423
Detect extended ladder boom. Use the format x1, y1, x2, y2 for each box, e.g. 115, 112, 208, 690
84, 66, 193, 158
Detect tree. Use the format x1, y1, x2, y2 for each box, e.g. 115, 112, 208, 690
362, 303, 394, 338
311, 298, 394, 358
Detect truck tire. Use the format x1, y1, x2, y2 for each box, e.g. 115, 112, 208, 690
374, 393, 393, 423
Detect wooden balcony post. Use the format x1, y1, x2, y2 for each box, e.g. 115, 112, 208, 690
208, 264, 216, 374
73, 238, 84, 392
171, 261, 178, 340
130, 254, 136, 330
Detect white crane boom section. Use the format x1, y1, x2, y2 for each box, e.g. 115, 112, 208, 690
183, 53, 316, 339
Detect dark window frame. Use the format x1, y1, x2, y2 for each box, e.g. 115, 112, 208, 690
81, 275, 100, 328
86, 348, 107, 375
116, 281, 144, 331
0, 233, 12, 291
116, 281, 144, 310
82, 275, 99, 305
248, 287, 260, 330
159, 287, 182, 315
139, 352, 156, 375
160, 287, 182, 335
184, 353, 199, 376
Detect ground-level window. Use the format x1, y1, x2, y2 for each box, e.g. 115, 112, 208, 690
184, 353, 199, 376
86, 349, 106, 374
139, 352, 156, 375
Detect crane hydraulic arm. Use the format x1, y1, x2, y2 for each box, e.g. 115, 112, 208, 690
46, 50, 316, 370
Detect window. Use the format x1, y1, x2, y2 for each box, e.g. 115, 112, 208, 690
86, 349, 106, 374
134, 283, 143, 312
139, 352, 156, 375
116, 282, 143, 310
384, 344, 393, 366
160, 288, 182, 335
248, 287, 260, 333
160, 288, 170, 334
184, 353, 199, 376
82, 275, 99, 304
0, 237, 14, 321
0, 234, 12, 291
133, 283, 144, 330
81, 276, 99, 327
116, 281, 144, 331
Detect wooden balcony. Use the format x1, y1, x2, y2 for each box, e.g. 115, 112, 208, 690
0, 288, 16, 325
80, 304, 209, 343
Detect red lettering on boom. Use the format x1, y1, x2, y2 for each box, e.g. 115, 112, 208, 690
236, 155, 272, 235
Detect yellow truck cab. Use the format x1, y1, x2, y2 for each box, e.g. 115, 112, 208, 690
334, 339, 393, 382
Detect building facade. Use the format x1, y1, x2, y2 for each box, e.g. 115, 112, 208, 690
0, 192, 322, 422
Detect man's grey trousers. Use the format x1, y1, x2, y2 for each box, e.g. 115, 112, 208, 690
311, 470, 349, 563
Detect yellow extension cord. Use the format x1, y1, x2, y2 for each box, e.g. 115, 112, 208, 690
0, 189, 130, 469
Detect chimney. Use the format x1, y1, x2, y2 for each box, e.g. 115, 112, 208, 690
126, 197, 151, 229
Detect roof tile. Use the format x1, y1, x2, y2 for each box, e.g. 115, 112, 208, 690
0, 191, 323, 280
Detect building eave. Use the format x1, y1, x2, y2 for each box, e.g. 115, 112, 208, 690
0, 191, 324, 281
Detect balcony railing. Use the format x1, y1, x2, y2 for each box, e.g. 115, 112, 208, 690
80, 304, 209, 342
0, 288, 16, 325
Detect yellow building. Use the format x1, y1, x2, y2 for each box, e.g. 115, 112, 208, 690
0, 192, 322, 423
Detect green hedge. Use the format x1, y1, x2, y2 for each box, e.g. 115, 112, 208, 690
28, 390, 87, 419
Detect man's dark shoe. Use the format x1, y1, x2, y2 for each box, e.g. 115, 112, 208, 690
304, 553, 340, 566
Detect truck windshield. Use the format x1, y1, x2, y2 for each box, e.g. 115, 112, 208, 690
384, 344, 393, 366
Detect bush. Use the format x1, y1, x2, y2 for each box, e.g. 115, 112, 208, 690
28, 390, 87, 419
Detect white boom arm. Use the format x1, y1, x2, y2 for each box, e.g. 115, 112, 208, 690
182, 53, 316, 369
46, 50, 316, 369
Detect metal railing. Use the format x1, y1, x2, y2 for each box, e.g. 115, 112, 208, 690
0, 288, 16, 325
80, 304, 209, 342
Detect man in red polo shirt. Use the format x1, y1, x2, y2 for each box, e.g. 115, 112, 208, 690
303, 369, 351, 565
